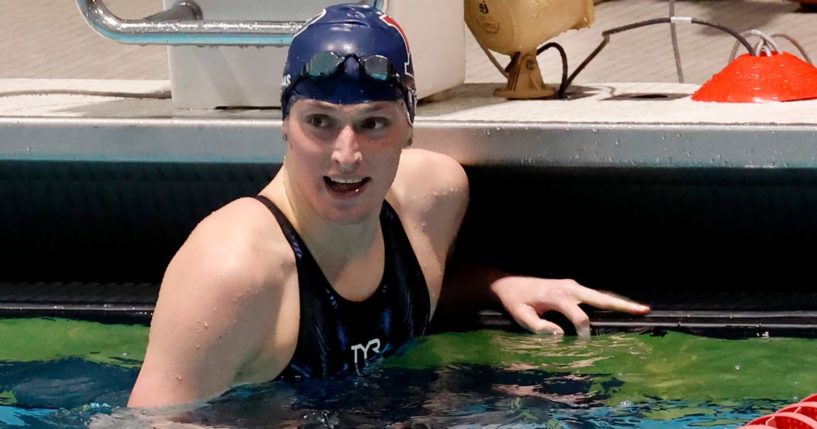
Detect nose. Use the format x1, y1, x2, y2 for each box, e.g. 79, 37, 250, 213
331, 125, 362, 171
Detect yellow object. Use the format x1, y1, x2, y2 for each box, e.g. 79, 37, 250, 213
465, 0, 595, 98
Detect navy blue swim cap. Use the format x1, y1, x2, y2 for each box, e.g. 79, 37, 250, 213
281, 4, 417, 123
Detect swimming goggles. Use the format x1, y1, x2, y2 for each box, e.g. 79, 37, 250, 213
301, 52, 401, 83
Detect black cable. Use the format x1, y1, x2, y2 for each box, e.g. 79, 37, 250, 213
563, 38, 609, 98
561, 17, 756, 97
603, 17, 753, 52
536, 42, 569, 99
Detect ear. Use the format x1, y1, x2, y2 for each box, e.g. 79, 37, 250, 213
282, 118, 291, 144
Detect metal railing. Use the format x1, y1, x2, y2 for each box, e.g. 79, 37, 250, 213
74, 0, 385, 46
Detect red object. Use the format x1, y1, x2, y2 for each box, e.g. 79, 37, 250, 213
692, 52, 817, 103
744, 412, 817, 428
739, 395, 817, 429
780, 403, 817, 420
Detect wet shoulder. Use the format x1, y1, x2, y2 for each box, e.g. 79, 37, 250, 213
181, 196, 297, 297
391, 148, 469, 213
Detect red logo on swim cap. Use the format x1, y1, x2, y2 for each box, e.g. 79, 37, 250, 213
379, 15, 413, 79
380, 15, 409, 51
380, 15, 410, 51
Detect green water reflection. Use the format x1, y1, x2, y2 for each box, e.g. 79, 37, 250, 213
0, 318, 147, 367
386, 329, 816, 405
0, 318, 814, 423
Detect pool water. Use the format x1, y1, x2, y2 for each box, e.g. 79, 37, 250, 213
0, 318, 814, 428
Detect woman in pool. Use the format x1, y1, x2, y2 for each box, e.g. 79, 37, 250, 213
128, 3, 650, 408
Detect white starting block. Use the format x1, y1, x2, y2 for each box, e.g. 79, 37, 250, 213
161, 0, 465, 109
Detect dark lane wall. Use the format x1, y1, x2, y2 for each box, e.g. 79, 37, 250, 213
2, 162, 817, 310
0, 161, 279, 284
460, 166, 817, 310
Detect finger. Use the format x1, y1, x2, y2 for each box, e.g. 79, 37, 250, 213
550, 301, 591, 338
575, 287, 651, 314
511, 304, 564, 335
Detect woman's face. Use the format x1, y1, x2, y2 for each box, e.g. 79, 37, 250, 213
282, 98, 412, 225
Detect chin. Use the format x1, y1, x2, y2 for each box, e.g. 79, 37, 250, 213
320, 206, 377, 225
309, 192, 373, 223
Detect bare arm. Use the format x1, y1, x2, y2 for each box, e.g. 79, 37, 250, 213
129, 201, 293, 408
390, 149, 470, 314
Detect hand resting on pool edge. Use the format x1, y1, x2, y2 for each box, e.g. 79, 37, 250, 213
489, 276, 650, 337
439, 263, 651, 337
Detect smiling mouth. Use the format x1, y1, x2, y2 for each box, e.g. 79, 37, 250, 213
324, 176, 371, 194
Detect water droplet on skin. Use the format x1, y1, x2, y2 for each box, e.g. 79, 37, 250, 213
175, 375, 183, 381
204, 321, 209, 329
195, 344, 201, 350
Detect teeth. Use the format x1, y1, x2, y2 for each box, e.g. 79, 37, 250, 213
331, 177, 363, 184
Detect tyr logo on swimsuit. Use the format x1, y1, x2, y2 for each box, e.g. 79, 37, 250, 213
350, 338, 381, 372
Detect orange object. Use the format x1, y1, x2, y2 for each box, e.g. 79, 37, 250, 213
692, 52, 817, 103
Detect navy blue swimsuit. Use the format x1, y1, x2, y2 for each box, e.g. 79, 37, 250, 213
253, 195, 431, 379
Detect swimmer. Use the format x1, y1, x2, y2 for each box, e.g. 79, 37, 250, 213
128, 3, 650, 408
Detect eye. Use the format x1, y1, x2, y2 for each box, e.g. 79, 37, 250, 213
305, 114, 335, 129
358, 117, 390, 131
